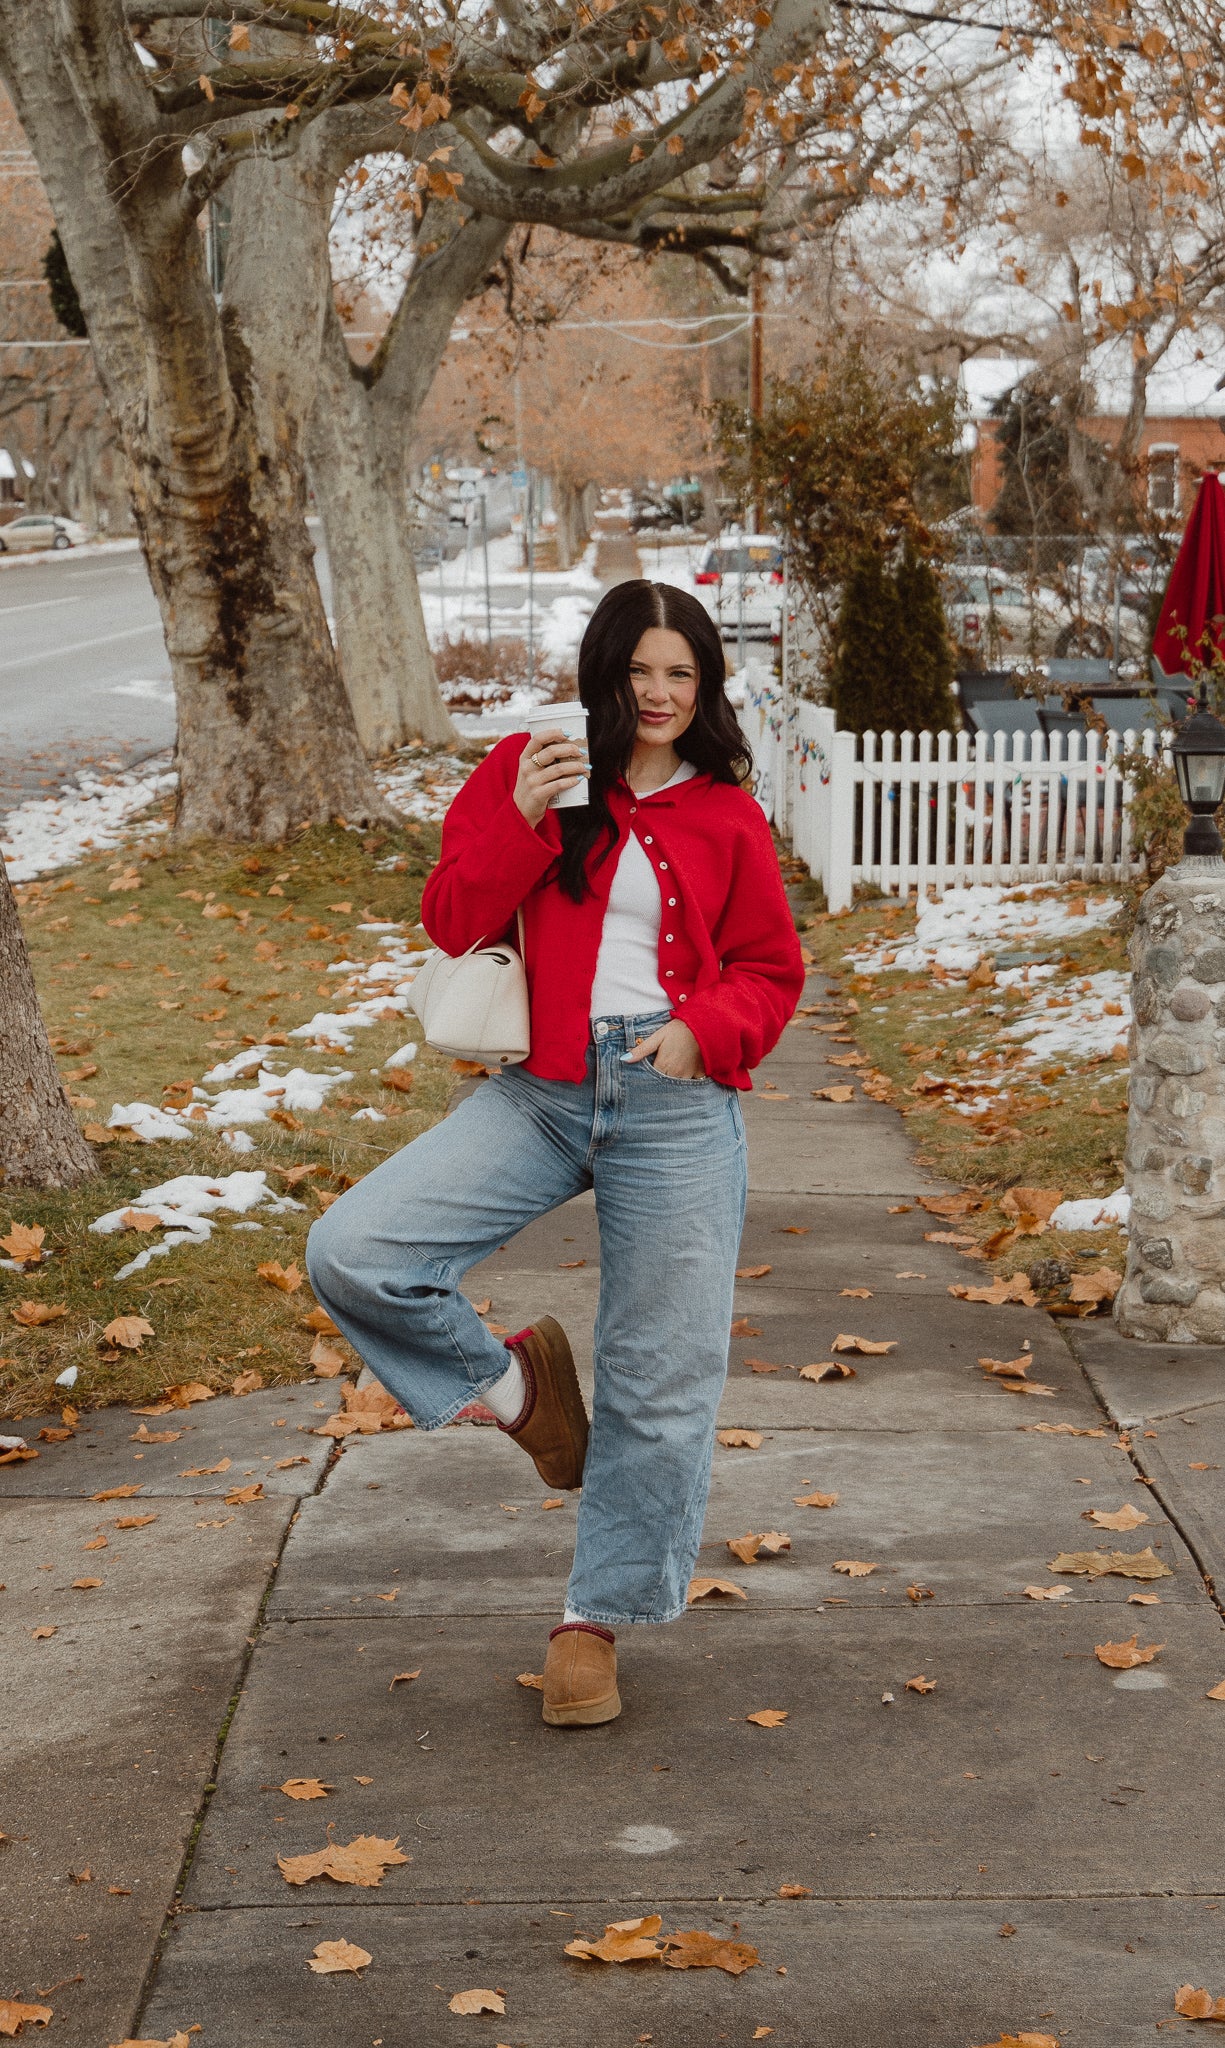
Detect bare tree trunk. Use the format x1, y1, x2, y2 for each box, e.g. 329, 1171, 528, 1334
308, 212, 510, 751
550, 472, 591, 570
0, 28, 395, 842
309, 300, 452, 751
0, 861, 97, 1186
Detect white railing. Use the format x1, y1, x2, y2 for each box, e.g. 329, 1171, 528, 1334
738, 678, 1164, 911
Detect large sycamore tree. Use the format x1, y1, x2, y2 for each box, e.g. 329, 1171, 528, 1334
0, 0, 827, 837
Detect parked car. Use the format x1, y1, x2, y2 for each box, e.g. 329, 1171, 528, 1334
0, 513, 92, 553
693, 534, 784, 640
1069, 541, 1170, 615
943, 563, 1141, 665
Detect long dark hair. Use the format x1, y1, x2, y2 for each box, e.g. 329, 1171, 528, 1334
557, 579, 752, 902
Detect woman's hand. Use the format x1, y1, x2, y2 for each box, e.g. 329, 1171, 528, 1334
513, 729, 588, 826
622, 1020, 706, 1079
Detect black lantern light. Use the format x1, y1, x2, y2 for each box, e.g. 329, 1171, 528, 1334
1172, 680, 1225, 858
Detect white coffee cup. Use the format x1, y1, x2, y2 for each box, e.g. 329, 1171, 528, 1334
522, 701, 590, 810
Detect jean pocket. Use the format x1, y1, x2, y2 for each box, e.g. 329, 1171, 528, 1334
641, 1055, 712, 1087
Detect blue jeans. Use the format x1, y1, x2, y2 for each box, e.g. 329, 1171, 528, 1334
305, 1011, 748, 1626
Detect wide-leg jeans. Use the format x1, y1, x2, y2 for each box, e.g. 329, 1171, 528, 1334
305, 1010, 748, 1625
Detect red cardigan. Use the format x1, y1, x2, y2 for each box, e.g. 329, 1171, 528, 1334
420, 735, 804, 1090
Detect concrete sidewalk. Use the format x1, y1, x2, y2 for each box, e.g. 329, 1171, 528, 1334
5, 965, 1225, 2045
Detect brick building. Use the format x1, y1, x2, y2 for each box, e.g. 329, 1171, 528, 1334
961, 342, 1225, 527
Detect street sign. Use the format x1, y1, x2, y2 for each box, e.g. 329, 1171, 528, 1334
459, 479, 477, 500
672, 479, 701, 495
511, 465, 528, 487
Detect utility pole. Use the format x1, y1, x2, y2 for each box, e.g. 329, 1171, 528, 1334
749, 264, 765, 532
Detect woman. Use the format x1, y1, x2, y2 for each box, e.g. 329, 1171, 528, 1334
306, 579, 804, 1728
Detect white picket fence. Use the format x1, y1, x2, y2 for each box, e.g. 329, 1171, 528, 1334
739, 680, 1165, 911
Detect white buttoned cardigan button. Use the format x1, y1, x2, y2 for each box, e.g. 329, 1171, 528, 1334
665, 969, 674, 978
664, 933, 674, 943
667, 896, 677, 906
659, 860, 668, 870
678, 992, 688, 1002
643, 834, 654, 844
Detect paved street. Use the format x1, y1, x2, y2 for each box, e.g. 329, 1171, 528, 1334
0, 479, 536, 810
5, 962, 1225, 2044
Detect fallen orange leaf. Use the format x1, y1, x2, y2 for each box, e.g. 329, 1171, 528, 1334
811, 1084, 854, 1101
794, 1490, 838, 1508
840, 1287, 872, 1299
224, 1482, 263, 1505
516, 1672, 544, 1690
1023, 1586, 1071, 1601
389, 1669, 422, 1690
302, 1307, 340, 1335
1050, 1548, 1171, 1581
0, 1223, 44, 1264
11, 1300, 67, 1327
735, 1264, 772, 1280
662, 1929, 760, 1974
687, 1576, 747, 1603
118, 1208, 161, 1232
1085, 1503, 1148, 1531
231, 1368, 264, 1396
950, 1275, 1038, 1306
115, 1513, 158, 1529
280, 1778, 333, 1800
746, 1708, 788, 1727
0, 2001, 53, 2035
1068, 1266, 1121, 1306
90, 1484, 143, 1502
1205, 1681, 1225, 1700
277, 1834, 409, 1888
1094, 1634, 1164, 1670
905, 1674, 937, 1694
831, 1333, 896, 1355
716, 1429, 762, 1448
448, 1989, 505, 2014
308, 1937, 371, 1975
832, 1559, 877, 1577
1174, 1986, 1225, 2020
71, 1577, 103, 1590
103, 1314, 154, 1350
565, 1916, 664, 1964
180, 1457, 231, 1476
729, 1317, 761, 1337
257, 1260, 302, 1293
30, 1625, 56, 1640
799, 1361, 855, 1382
776, 1886, 812, 1900
310, 1334, 345, 1376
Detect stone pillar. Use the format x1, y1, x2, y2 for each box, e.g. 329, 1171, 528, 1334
1117, 855, 1225, 1342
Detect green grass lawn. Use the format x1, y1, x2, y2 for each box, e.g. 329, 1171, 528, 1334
804, 888, 1130, 1301
2, 805, 458, 1419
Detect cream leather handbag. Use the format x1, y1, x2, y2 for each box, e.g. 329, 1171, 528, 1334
407, 909, 530, 1065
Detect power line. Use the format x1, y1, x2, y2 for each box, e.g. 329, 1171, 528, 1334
0, 339, 91, 349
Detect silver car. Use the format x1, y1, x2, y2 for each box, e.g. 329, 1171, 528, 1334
0, 513, 93, 553
693, 534, 784, 640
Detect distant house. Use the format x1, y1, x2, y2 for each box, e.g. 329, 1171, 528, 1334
960, 336, 1225, 525
0, 446, 38, 522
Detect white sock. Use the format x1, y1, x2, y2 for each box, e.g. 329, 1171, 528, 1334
481, 1351, 527, 1425
562, 1606, 583, 1625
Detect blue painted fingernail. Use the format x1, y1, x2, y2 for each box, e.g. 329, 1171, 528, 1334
620, 1052, 635, 1063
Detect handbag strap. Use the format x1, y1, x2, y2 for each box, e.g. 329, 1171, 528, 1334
456, 906, 528, 963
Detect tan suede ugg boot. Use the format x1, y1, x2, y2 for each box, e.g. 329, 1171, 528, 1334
542, 1622, 621, 1727
498, 1316, 589, 1492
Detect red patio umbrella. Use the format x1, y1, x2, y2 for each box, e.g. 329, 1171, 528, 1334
1153, 469, 1225, 680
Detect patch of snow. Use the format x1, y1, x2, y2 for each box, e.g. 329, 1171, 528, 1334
996, 970, 1130, 1064
201, 1044, 280, 1085
1, 760, 177, 883
54, 1366, 78, 1389
108, 1063, 353, 1138
90, 1169, 304, 1279
352, 1106, 386, 1121
0, 1432, 28, 1449
845, 885, 1119, 978
1050, 1187, 1131, 1232
222, 1129, 256, 1154
384, 1041, 418, 1068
